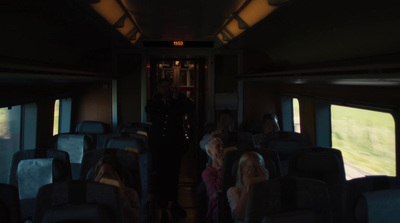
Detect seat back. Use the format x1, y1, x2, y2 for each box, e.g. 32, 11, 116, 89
288, 147, 346, 223
80, 149, 141, 198
344, 176, 400, 223
75, 121, 110, 149
354, 189, 400, 223
245, 177, 333, 223
9, 150, 71, 221
260, 210, 323, 223
34, 180, 124, 223
288, 147, 346, 186
106, 137, 151, 223
218, 131, 254, 150
9, 149, 72, 186
242, 120, 264, 134
118, 122, 151, 136
0, 183, 21, 223
81, 148, 145, 222
55, 133, 93, 179
263, 131, 304, 176
264, 131, 304, 150
107, 137, 146, 153
106, 137, 148, 197
76, 121, 109, 134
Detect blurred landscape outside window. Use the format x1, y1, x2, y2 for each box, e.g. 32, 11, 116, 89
293, 98, 301, 133
0, 106, 21, 183
331, 105, 395, 180
53, 99, 60, 136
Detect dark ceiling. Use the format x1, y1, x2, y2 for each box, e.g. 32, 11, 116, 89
1, 0, 400, 88
122, 0, 246, 41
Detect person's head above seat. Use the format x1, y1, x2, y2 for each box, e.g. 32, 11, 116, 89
205, 137, 224, 158
217, 109, 235, 132
94, 155, 124, 183
157, 78, 172, 97
262, 113, 280, 134
236, 152, 269, 188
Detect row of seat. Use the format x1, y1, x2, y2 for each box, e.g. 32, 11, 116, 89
212, 131, 305, 174
245, 176, 400, 223
3, 148, 143, 222
0, 180, 125, 223
56, 121, 152, 222
1, 121, 153, 223
216, 145, 400, 223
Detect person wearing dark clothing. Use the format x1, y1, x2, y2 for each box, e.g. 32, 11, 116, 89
145, 78, 194, 222
259, 113, 280, 148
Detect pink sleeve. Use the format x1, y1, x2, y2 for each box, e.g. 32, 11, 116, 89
202, 167, 223, 195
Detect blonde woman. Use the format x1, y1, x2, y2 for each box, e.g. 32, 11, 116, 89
227, 152, 269, 223
202, 137, 224, 221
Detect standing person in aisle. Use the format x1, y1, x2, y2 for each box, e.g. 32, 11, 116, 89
145, 78, 194, 222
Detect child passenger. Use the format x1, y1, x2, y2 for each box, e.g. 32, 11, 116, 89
227, 152, 269, 223
202, 137, 224, 222
94, 155, 140, 223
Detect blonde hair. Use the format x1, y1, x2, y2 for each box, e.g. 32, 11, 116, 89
205, 137, 223, 156
235, 152, 266, 188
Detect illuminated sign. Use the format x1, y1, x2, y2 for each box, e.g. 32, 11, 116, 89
143, 41, 214, 47
173, 41, 184, 46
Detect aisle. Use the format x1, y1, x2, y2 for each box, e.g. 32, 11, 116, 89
154, 145, 205, 223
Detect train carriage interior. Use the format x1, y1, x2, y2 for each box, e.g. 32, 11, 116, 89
1, 0, 400, 222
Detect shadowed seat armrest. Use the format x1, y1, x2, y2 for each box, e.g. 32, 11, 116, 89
217, 190, 225, 223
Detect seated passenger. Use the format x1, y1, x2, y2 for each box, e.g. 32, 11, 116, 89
227, 152, 269, 223
259, 113, 280, 147
94, 155, 139, 223
202, 137, 224, 222
200, 109, 236, 152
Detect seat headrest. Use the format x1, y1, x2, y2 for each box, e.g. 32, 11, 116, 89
42, 204, 112, 223
0, 202, 9, 223
355, 189, 400, 223
76, 121, 108, 134
262, 210, 320, 223
57, 134, 87, 164
34, 181, 124, 223
107, 138, 145, 153
17, 158, 67, 199
297, 152, 340, 173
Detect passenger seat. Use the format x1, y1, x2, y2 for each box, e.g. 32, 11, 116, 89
80, 148, 147, 223
0, 183, 21, 223
245, 177, 333, 223
354, 189, 400, 223
9, 149, 72, 222
105, 137, 151, 223
53, 133, 92, 179
344, 176, 400, 223
75, 121, 110, 150
262, 131, 305, 176
34, 180, 124, 223
287, 146, 346, 223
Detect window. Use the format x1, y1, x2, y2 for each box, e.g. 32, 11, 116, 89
0, 106, 21, 183
331, 105, 395, 180
53, 99, 60, 136
293, 98, 301, 133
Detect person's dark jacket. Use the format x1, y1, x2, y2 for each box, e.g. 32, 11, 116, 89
145, 93, 194, 146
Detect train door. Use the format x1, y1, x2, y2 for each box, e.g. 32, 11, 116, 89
147, 58, 206, 173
